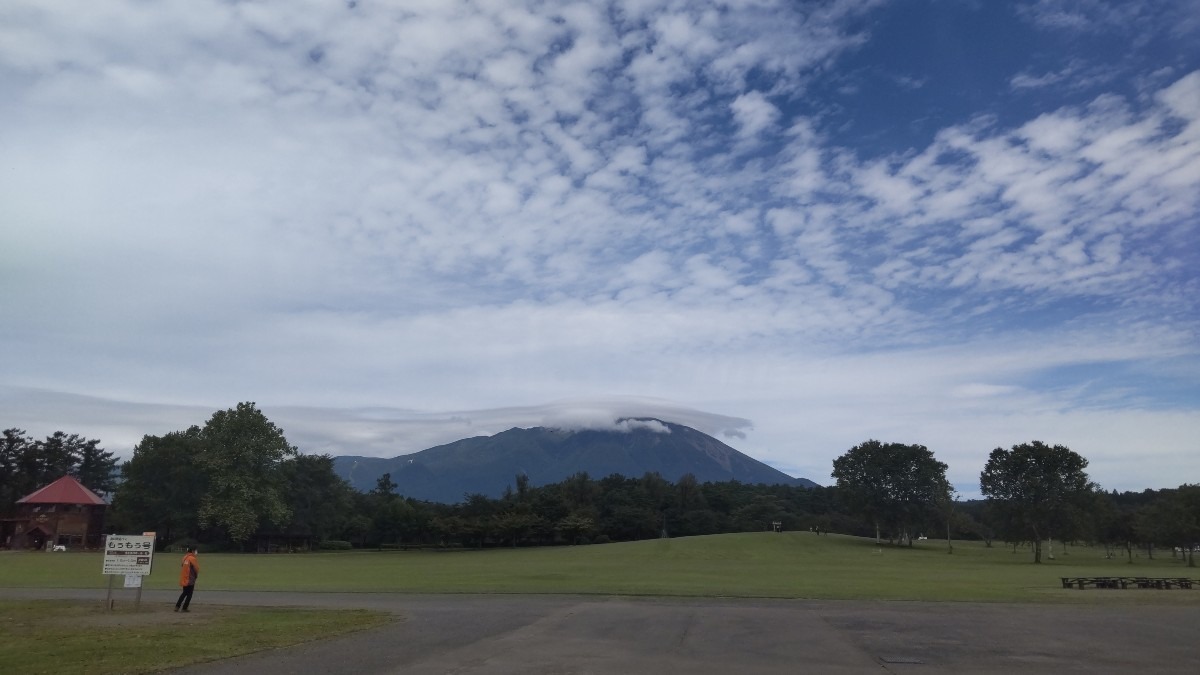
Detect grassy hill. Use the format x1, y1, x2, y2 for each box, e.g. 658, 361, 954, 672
3, 533, 1197, 603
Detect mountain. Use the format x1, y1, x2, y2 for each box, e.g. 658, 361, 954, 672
332, 419, 818, 503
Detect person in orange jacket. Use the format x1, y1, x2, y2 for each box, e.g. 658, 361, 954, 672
175, 546, 200, 612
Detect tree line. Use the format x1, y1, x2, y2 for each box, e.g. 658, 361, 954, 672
3, 403, 1197, 565
831, 438, 1198, 566
1, 428, 119, 513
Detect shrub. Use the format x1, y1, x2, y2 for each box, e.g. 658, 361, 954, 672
318, 540, 353, 551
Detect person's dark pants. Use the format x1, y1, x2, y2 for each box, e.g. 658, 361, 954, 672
176, 584, 195, 610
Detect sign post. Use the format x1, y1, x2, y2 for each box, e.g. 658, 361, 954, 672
102, 534, 155, 611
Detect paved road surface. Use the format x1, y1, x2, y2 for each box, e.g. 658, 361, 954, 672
4, 589, 1197, 673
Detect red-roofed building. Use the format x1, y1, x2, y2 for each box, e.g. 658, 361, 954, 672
1, 476, 108, 550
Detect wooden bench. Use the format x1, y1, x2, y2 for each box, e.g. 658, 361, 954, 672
1061, 577, 1122, 589
1062, 576, 1198, 590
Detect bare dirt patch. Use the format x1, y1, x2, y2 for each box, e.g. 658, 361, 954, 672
72, 603, 241, 628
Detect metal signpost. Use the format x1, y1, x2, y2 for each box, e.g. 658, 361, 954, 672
102, 534, 155, 611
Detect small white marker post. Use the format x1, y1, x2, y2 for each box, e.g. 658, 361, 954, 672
124, 574, 144, 610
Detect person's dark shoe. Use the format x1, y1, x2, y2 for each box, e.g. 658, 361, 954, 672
182, 608, 190, 612
174, 607, 180, 612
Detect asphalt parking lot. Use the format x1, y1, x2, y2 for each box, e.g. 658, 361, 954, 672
5, 589, 1198, 674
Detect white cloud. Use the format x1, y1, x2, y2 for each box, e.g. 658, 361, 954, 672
0, 0, 1196, 497
731, 91, 781, 138
1016, 0, 1139, 32
551, 415, 673, 435
1158, 70, 1200, 124
951, 384, 1024, 399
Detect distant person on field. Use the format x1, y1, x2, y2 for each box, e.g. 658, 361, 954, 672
175, 546, 200, 612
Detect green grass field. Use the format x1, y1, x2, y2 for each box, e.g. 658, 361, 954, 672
0, 599, 389, 675
3, 532, 1197, 603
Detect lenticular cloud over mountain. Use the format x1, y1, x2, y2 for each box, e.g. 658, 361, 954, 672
548, 417, 673, 435
524, 401, 725, 436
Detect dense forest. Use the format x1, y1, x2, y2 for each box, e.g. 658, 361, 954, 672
3, 403, 1197, 566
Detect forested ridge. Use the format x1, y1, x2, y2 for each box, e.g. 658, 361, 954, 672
3, 403, 1197, 566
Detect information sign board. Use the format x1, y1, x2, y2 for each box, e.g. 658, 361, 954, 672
102, 534, 155, 576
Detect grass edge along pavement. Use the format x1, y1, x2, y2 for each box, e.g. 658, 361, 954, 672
0, 598, 391, 675
2, 532, 1197, 604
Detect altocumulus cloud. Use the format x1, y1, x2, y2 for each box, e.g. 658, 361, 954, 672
0, 0, 1197, 496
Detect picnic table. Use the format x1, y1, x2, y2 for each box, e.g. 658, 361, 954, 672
1060, 576, 1196, 590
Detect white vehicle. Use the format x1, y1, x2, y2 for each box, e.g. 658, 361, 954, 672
51, 544, 67, 552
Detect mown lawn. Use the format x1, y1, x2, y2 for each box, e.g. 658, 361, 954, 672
3, 532, 1197, 603
0, 599, 390, 675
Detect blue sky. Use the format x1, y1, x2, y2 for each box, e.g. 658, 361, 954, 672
2, 0, 1197, 497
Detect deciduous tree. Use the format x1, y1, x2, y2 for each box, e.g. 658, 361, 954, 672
832, 440, 952, 545
196, 402, 296, 543
110, 428, 207, 544
280, 454, 354, 544
1139, 485, 1200, 567
557, 512, 595, 545
979, 441, 1094, 563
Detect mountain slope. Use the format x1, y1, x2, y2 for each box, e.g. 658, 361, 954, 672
333, 420, 817, 502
